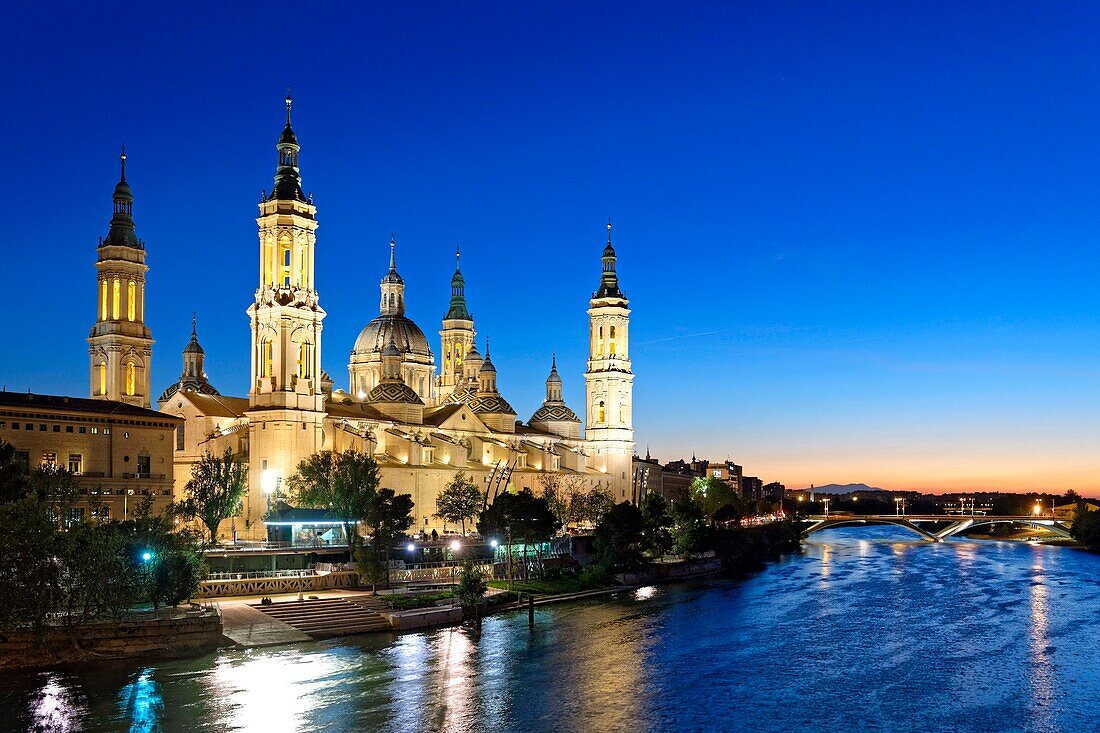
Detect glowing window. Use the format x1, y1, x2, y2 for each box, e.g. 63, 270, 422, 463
598, 401, 606, 423
127, 280, 136, 321
125, 363, 136, 396
112, 278, 120, 319
99, 280, 107, 320
97, 362, 107, 395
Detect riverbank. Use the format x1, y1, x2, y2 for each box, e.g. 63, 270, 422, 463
0, 607, 222, 671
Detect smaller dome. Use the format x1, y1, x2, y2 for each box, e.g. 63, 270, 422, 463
463, 345, 482, 365
602, 242, 615, 259
279, 124, 298, 147
367, 382, 423, 405
382, 268, 403, 285
113, 179, 133, 202
183, 336, 204, 355
530, 404, 580, 424
479, 357, 496, 374
547, 365, 561, 384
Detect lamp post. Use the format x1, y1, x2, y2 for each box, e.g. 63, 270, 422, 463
822, 496, 830, 518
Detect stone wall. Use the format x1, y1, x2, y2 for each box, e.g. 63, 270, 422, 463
0, 609, 222, 671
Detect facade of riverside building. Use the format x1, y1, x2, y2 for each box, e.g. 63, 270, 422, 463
136, 96, 636, 540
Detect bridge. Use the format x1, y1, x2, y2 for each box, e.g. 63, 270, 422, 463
800, 514, 1073, 542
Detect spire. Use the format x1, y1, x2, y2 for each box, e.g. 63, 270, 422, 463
545, 352, 563, 402
382, 235, 404, 284
271, 92, 305, 202
191, 312, 197, 336
103, 147, 141, 249
445, 244, 472, 321
594, 218, 624, 300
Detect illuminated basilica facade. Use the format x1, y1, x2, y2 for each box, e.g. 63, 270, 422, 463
141, 97, 635, 539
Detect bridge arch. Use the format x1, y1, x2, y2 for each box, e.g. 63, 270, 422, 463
802, 517, 938, 541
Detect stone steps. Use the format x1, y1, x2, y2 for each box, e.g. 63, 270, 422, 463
250, 597, 391, 638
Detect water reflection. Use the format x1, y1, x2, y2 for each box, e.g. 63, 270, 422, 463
4, 529, 1099, 733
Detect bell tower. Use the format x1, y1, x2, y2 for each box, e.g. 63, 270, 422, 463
245, 94, 326, 537
439, 246, 476, 401
88, 148, 154, 407
247, 93, 325, 411
584, 220, 634, 495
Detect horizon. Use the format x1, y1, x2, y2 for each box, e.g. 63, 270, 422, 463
6, 3, 1100, 494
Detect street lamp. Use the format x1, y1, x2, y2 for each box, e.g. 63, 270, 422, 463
1033, 502, 1043, 517
407, 542, 416, 553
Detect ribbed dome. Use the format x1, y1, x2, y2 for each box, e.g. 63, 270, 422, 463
367, 381, 424, 405
113, 179, 133, 202
352, 314, 432, 357
530, 403, 579, 423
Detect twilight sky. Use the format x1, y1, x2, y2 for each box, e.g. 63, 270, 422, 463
5, 2, 1100, 494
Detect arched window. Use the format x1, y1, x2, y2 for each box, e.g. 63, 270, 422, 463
598, 401, 606, 423
259, 339, 273, 378
175, 422, 186, 451
609, 325, 617, 356
125, 363, 136, 396
297, 342, 311, 379
127, 280, 136, 321
139, 283, 144, 321
97, 362, 107, 396
112, 278, 121, 319
279, 236, 292, 287
597, 325, 603, 355
263, 236, 274, 285
99, 280, 107, 320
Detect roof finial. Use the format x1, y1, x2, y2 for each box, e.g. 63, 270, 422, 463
455, 244, 461, 270
551, 352, 556, 369
191, 312, 197, 336
285, 88, 293, 126
389, 234, 396, 271
607, 216, 612, 244
120, 144, 127, 181
484, 336, 491, 359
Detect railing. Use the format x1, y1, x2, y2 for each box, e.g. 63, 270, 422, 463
206, 569, 320, 581
197, 570, 360, 599
207, 541, 350, 553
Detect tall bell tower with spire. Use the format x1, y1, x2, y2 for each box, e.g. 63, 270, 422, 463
438, 246, 476, 401
245, 94, 326, 534
89, 148, 154, 407
584, 220, 634, 496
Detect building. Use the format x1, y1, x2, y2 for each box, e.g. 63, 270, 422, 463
0, 391, 179, 521
155, 96, 636, 539
1054, 500, 1100, 522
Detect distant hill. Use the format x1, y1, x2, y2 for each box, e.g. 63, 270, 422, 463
794, 483, 888, 495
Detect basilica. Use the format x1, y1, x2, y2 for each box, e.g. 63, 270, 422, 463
91, 96, 635, 540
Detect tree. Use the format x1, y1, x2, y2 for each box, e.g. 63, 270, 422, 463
435, 471, 482, 535
364, 487, 415, 584
455, 559, 488, 607
290, 450, 380, 553
1072, 506, 1100, 550
0, 440, 30, 505
29, 465, 80, 529
641, 493, 674, 557
0, 497, 63, 635
671, 496, 709, 556
174, 449, 248, 544
690, 476, 741, 525
584, 486, 615, 526
593, 502, 648, 571
477, 489, 562, 580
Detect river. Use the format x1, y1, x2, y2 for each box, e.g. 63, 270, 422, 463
3, 527, 1099, 732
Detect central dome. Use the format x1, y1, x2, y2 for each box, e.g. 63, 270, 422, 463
352, 314, 432, 358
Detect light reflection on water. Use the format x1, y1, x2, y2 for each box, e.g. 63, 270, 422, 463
3, 527, 1099, 733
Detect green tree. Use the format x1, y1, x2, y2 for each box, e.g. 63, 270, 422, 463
435, 471, 482, 535
671, 496, 710, 556
30, 465, 81, 529
584, 486, 615, 527
593, 502, 648, 571
57, 520, 142, 623
1072, 506, 1100, 550
121, 514, 205, 609
641, 493, 674, 557
174, 449, 248, 544
290, 450, 380, 553
0, 440, 30, 505
364, 488, 415, 584
455, 559, 488, 607
0, 497, 63, 635
690, 476, 740, 525
477, 489, 562, 580
355, 545, 388, 592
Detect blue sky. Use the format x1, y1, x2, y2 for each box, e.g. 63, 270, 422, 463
5, 1, 1100, 493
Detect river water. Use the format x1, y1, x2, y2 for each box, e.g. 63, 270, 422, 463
3, 527, 1099, 732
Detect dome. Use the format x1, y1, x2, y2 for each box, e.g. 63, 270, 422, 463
183, 334, 204, 355
367, 381, 424, 405
279, 124, 298, 147
352, 315, 432, 358
113, 179, 133, 202
530, 404, 579, 423
479, 356, 497, 374
463, 345, 482, 365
